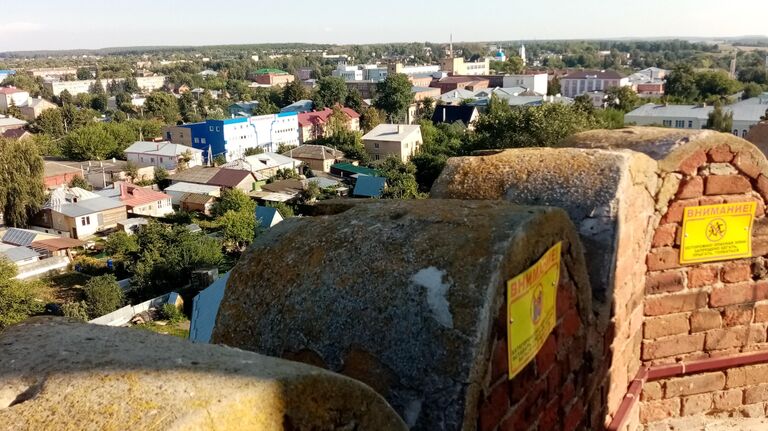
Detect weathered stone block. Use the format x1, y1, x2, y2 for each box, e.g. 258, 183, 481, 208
676, 177, 704, 199
642, 333, 705, 360
681, 393, 713, 416
640, 398, 680, 423
690, 309, 723, 332
688, 265, 720, 289
645, 271, 685, 295
0, 318, 406, 431
705, 175, 752, 195
710, 282, 768, 307
644, 313, 690, 339
713, 389, 743, 411
644, 290, 708, 316
651, 224, 678, 248
665, 372, 726, 398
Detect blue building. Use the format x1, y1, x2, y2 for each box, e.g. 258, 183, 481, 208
166, 113, 300, 163
0, 70, 16, 82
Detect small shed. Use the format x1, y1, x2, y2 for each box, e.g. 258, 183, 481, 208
353, 176, 387, 198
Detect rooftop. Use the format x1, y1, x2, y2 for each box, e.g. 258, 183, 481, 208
297, 108, 360, 128
283, 144, 344, 161
564, 69, 625, 79
124, 141, 202, 158
362, 124, 422, 142
0, 116, 27, 128
331, 162, 379, 177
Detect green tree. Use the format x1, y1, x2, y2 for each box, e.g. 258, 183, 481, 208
76, 68, 92, 80
548, 76, 561, 96
104, 231, 139, 259
6, 100, 23, 119
58, 89, 73, 106
0, 138, 45, 227
84, 274, 124, 319
743, 82, 764, 100
212, 188, 255, 218
267, 201, 294, 218
378, 156, 421, 199
604, 86, 640, 113
665, 64, 699, 101
178, 92, 201, 123
62, 301, 89, 321
154, 166, 169, 184
695, 70, 742, 101
244, 147, 264, 156
419, 97, 436, 121
123, 77, 140, 94
282, 79, 310, 106
68, 175, 92, 190
219, 209, 257, 248
32, 107, 66, 137
595, 109, 626, 129
374, 74, 413, 122
706, 103, 734, 133
62, 124, 118, 160
313, 76, 348, 109
144, 91, 180, 123
360, 107, 383, 132
573, 94, 595, 114
411, 121, 467, 192
472, 102, 602, 150
0, 258, 45, 329
90, 79, 108, 112
300, 181, 322, 203
344, 88, 364, 112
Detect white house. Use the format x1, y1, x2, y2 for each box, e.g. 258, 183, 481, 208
0, 87, 30, 112
501, 74, 549, 96
560, 70, 630, 98
625, 93, 768, 138
124, 141, 204, 171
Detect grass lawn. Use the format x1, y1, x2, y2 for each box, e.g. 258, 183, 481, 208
135, 320, 190, 339
40, 271, 92, 303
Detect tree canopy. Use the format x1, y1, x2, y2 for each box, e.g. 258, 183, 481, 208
374, 74, 413, 122
0, 137, 45, 227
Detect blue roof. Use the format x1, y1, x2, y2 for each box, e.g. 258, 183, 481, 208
255, 206, 280, 229
189, 272, 230, 343
353, 176, 386, 198
221, 117, 248, 125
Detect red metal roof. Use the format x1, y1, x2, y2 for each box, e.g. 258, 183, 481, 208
297, 107, 360, 128
31, 237, 85, 251
117, 184, 171, 208
0, 87, 26, 95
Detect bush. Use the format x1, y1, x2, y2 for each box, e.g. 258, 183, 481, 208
73, 255, 108, 276
161, 303, 184, 324
0, 259, 45, 329
83, 275, 124, 319
62, 301, 89, 321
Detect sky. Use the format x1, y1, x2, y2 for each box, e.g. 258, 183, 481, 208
1, 0, 767, 52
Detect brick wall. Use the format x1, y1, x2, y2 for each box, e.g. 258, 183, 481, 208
640, 144, 768, 426
477, 262, 593, 431
641, 363, 768, 423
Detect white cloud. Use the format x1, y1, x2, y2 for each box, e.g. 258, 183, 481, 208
0, 22, 43, 33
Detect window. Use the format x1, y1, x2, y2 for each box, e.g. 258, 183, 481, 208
733, 130, 739, 136
374, 154, 380, 160
201, 138, 206, 144
675, 120, 685, 128
662, 120, 672, 127
688, 121, 694, 128
194, 138, 199, 143
743, 130, 748, 137
374, 143, 379, 149
209, 126, 214, 132
81, 216, 91, 226
216, 126, 220, 132
159, 157, 163, 163
157, 200, 163, 208
150, 157, 155, 163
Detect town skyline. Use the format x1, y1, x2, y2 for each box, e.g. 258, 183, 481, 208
2, 0, 767, 52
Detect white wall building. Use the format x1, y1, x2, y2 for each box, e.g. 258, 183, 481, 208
625, 93, 768, 138
560, 70, 630, 98
46, 76, 167, 96
502, 74, 549, 95
124, 141, 204, 171
0, 88, 30, 112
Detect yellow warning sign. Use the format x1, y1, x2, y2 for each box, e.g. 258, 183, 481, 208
680, 202, 756, 264
507, 242, 561, 380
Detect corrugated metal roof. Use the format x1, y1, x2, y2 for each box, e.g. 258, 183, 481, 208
57, 197, 125, 218
208, 169, 253, 188
0, 246, 40, 263
189, 272, 230, 343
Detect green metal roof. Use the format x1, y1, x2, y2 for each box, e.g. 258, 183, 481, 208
331, 163, 379, 177
253, 68, 289, 75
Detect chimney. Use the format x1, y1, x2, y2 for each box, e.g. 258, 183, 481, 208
119, 181, 127, 200
398, 125, 403, 134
